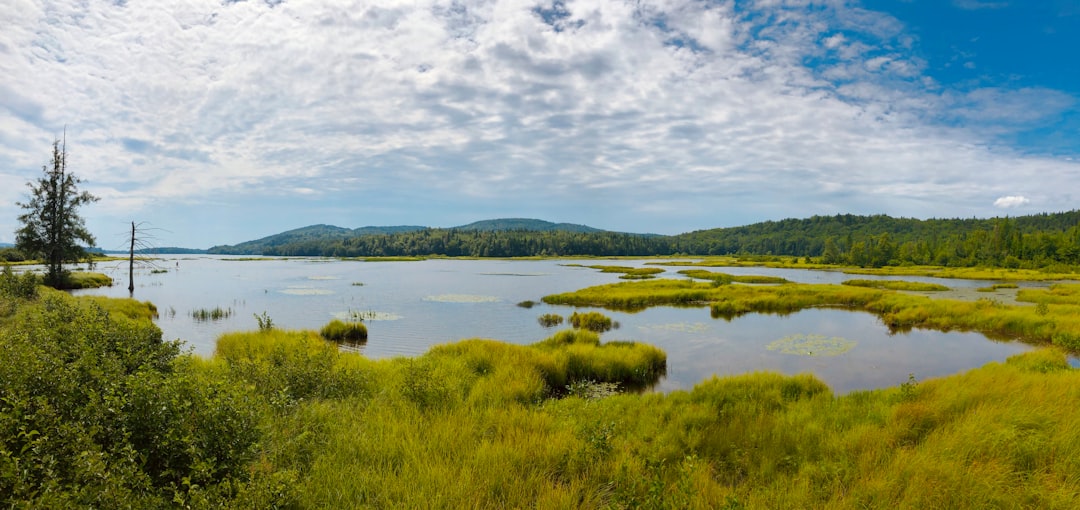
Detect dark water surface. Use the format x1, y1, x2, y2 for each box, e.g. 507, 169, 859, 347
71, 256, 1039, 394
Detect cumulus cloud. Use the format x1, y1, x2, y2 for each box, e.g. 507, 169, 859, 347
0, 0, 1076, 244
994, 196, 1031, 208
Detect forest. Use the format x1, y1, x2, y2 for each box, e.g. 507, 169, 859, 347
213, 212, 1080, 269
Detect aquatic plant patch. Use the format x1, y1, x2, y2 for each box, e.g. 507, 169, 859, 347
333, 310, 403, 321
637, 322, 710, 334
280, 286, 335, 296
423, 294, 501, 303
766, 334, 857, 356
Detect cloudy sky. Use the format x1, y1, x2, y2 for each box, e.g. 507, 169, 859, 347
1, 0, 1077, 248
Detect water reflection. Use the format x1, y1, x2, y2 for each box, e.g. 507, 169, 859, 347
71, 256, 1038, 394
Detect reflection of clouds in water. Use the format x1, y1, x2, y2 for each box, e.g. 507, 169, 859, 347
280, 286, 334, 296
308, 276, 341, 280
766, 334, 857, 357
333, 311, 403, 321
423, 294, 501, 303
478, 272, 549, 277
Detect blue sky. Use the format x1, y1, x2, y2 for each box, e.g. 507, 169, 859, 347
1, 0, 1077, 249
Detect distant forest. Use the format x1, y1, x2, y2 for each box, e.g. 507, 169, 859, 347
208, 211, 1080, 269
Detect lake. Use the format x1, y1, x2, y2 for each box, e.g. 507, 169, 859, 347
71, 256, 1041, 394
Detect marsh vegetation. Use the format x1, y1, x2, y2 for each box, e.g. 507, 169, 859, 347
5, 269, 1080, 507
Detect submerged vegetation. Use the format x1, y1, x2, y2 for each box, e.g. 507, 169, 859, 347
190, 306, 234, 322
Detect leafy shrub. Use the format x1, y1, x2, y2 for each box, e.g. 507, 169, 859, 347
0, 292, 269, 506
320, 319, 368, 342
0, 265, 38, 300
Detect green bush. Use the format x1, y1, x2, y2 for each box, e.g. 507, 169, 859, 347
0, 292, 269, 506
320, 319, 368, 342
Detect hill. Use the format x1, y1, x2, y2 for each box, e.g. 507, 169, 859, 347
207, 219, 605, 255
207, 224, 427, 255
453, 218, 603, 233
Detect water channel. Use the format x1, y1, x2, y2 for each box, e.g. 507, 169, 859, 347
71, 256, 1045, 393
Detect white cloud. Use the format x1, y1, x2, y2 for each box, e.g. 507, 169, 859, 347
994, 196, 1031, 208
0, 0, 1076, 245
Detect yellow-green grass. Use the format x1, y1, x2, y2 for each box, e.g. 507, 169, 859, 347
842, 279, 950, 291
66, 271, 114, 288
842, 265, 1080, 281
679, 269, 790, 284
568, 310, 616, 332
235, 332, 1080, 508
543, 279, 1080, 349
9, 287, 1080, 508
565, 264, 667, 279
652, 258, 1080, 281
319, 319, 368, 342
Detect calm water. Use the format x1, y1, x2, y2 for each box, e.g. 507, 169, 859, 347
70, 256, 1039, 394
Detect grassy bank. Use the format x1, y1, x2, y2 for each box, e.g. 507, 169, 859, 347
543, 279, 1080, 349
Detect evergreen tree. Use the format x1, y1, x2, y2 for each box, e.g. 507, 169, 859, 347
15, 136, 99, 288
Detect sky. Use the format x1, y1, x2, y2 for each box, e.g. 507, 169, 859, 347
1, 0, 1077, 249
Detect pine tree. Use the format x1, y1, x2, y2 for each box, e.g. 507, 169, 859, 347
15, 136, 99, 288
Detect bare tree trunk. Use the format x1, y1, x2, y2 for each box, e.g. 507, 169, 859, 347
128, 221, 135, 296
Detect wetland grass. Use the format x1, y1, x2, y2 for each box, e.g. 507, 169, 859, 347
319, 319, 368, 342
543, 278, 1080, 349
678, 268, 790, 284
568, 310, 618, 332
567, 264, 666, 279
842, 279, 950, 291
190, 306, 234, 322
10, 286, 1080, 508
538, 313, 564, 327
234, 328, 1080, 508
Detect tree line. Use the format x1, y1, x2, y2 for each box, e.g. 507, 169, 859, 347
233, 212, 1080, 269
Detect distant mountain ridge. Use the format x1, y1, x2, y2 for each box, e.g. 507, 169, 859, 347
208, 219, 604, 255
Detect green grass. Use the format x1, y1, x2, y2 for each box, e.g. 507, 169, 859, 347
842, 279, 950, 291
978, 282, 1021, 292
67, 271, 114, 289
568, 310, 617, 332
566, 264, 667, 279
319, 319, 368, 342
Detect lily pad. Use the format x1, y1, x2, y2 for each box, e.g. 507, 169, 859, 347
766, 334, 856, 357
